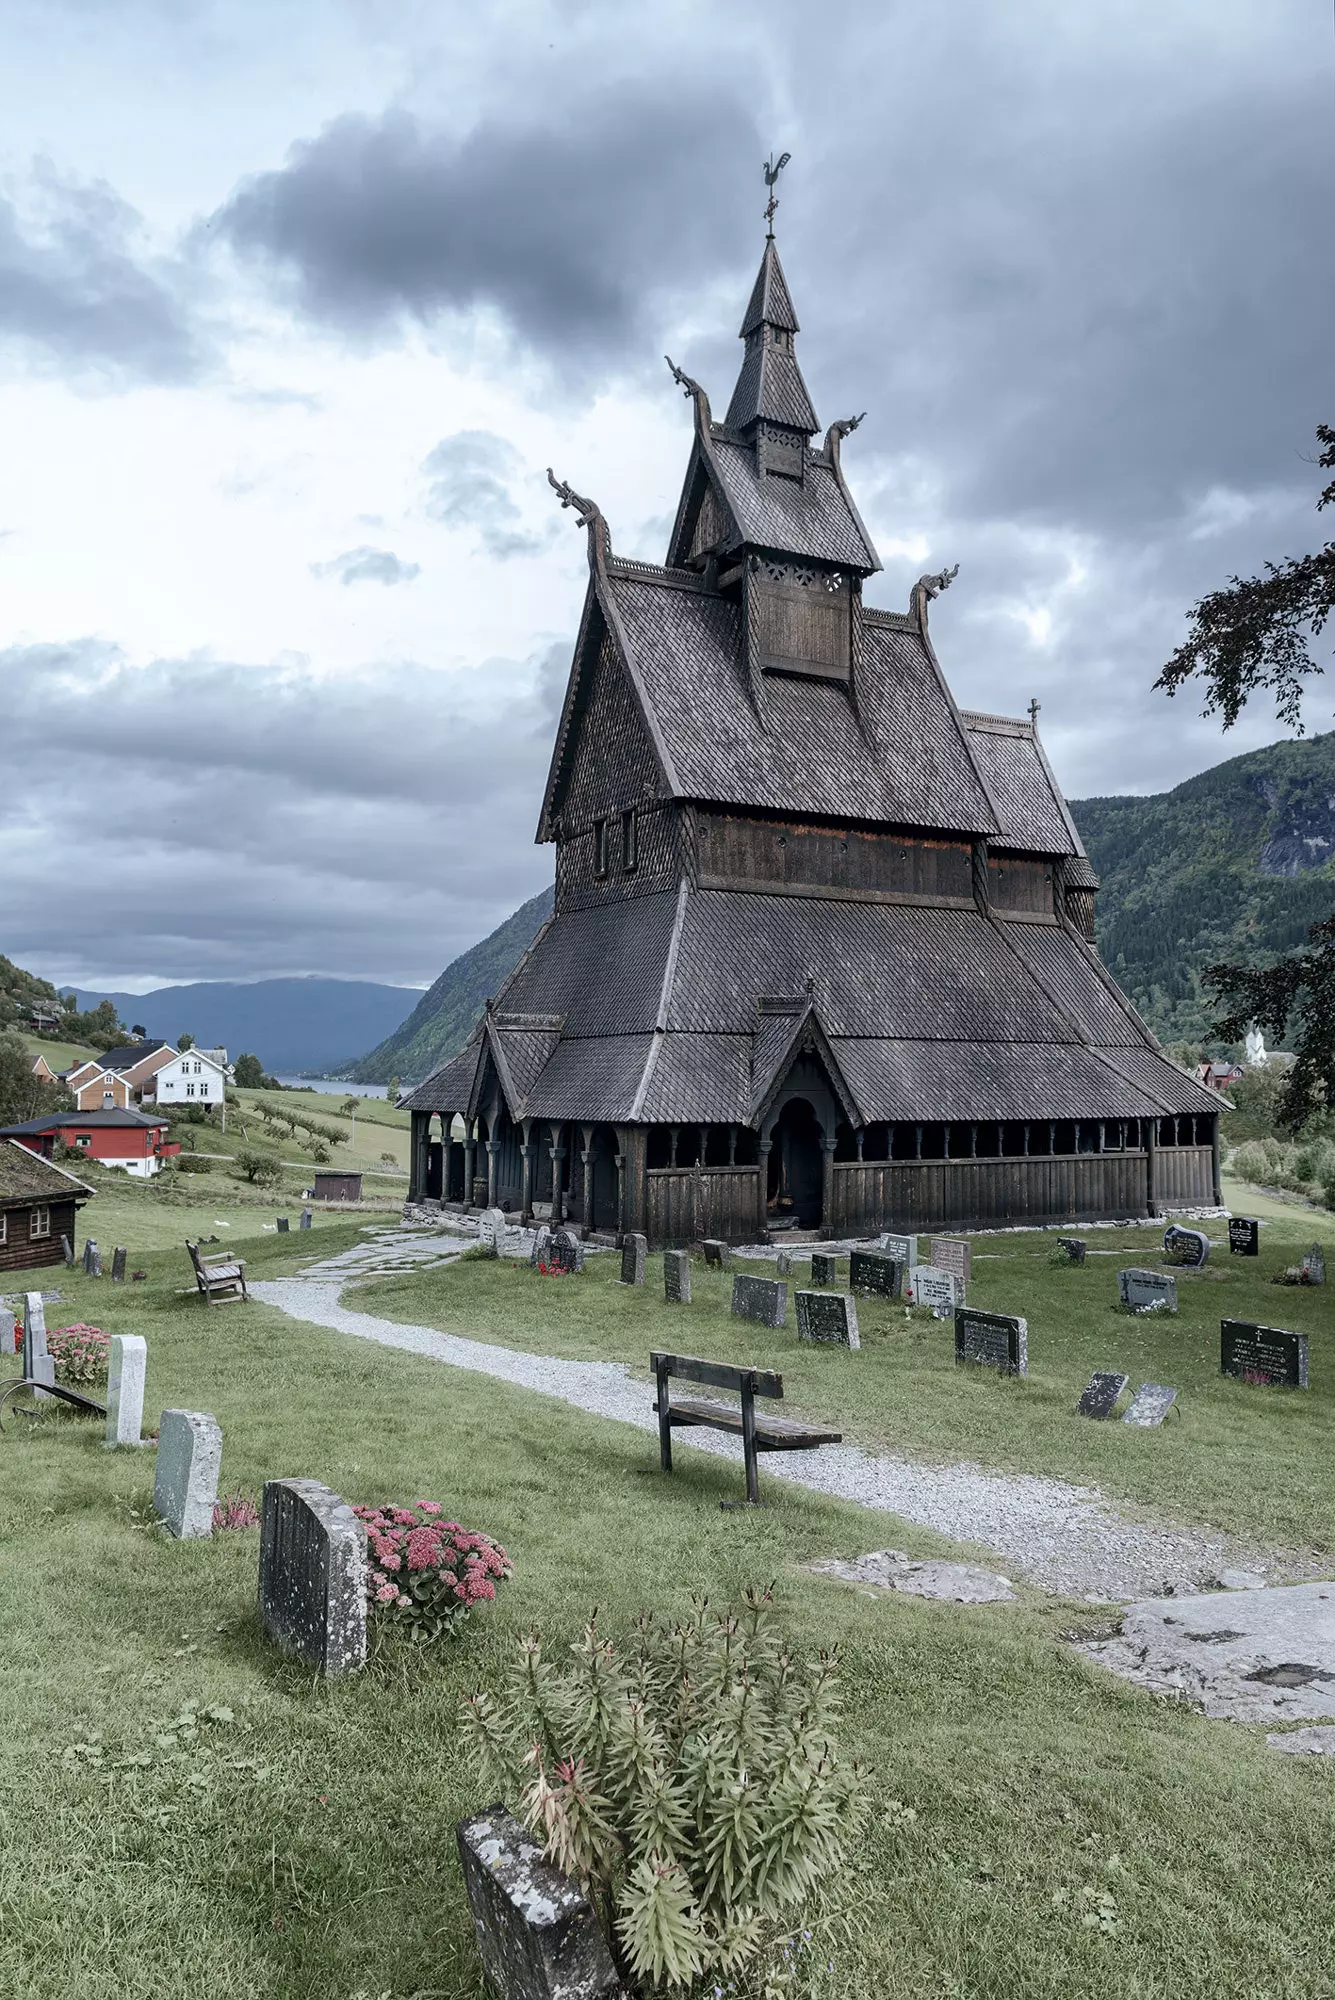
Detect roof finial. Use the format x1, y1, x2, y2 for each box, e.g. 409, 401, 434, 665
546, 467, 610, 572
762, 151, 791, 236
1029, 698, 1041, 728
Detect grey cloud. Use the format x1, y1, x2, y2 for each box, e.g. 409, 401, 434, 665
310, 545, 421, 585
423, 431, 552, 560
210, 86, 760, 380
0, 640, 553, 987
0, 160, 203, 384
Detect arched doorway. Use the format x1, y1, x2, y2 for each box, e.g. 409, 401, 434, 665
768, 1097, 824, 1229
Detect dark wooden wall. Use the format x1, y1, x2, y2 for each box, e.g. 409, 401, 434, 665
645, 1166, 762, 1247
0, 1199, 78, 1272
696, 813, 974, 903
557, 801, 683, 911
988, 853, 1055, 916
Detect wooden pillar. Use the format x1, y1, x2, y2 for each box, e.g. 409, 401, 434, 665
821, 1135, 837, 1238
914, 1123, 923, 1161
579, 1124, 596, 1238
668, 1124, 680, 1168
1210, 1114, 1222, 1205
758, 1138, 772, 1238
409, 1110, 430, 1202
1022, 1122, 1031, 1158
1048, 1121, 1056, 1156
520, 1119, 534, 1224
1146, 1117, 1158, 1218
855, 1129, 865, 1162
548, 1124, 566, 1225
462, 1123, 476, 1209
698, 1124, 708, 1169
728, 1124, 738, 1166
485, 1139, 501, 1206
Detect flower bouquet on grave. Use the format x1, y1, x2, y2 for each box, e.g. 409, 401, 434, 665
352, 1501, 512, 1646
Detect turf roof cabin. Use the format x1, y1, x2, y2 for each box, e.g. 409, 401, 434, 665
0, 1140, 91, 1273
405, 224, 1221, 1247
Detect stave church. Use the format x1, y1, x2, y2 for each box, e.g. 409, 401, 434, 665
404, 201, 1221, 1246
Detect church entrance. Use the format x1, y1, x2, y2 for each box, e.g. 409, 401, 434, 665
767, 1098, 825, 1229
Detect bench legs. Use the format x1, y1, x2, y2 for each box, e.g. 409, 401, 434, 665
741, 1381, 760, 1505
655, 1359, 673, 1474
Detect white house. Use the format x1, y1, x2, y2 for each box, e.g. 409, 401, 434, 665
148, 1049, 229, 1106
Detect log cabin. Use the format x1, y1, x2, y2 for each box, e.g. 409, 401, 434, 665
0, 1139, 92, 1273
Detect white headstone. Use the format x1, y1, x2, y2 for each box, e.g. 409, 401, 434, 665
153, 1410, 222, 1538
905, 1265, 959, 1317
480, 1207, 506, 1255
105, 1334, 147, 1448
23, 1293, 53, 1399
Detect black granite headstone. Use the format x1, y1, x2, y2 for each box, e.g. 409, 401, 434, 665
277, 1217, 290, 1233
111, 1246, 127, 1282
795, 1290, 860, 1349
1228, 1218, 1259, 1257
1221, 1318, 1309, 1389
663, 1249, 691, 1304
810, 1252, 839, 1286
731, 1273, 787, 1328
619, 1232, 646, 1286
1075, 1370, 1129, 1419
849, 1250, 904, 1299
1163, 1224, 1209, 1267
954, 1307, 1027, 1376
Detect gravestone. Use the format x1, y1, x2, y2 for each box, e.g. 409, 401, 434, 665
1303, 1244, 1326, 1286
906, 1265, 959, 1317
1221, 1319, 1309, 1390
702, 1239, 732, 1271
810, 1252, 839, 1286
731, 1273, 787, 1328
111, 1246, 128, 1282
1122, 1383, 1178, 1427
1056, 1238, 1088, 1265
1163, 1224, 1209, 1268
480, 1208, 507, 1256
1076, 1370, 1129, 1419
663, 1249, 691, 1305
106, 1333, 147, 1448
456, 1805, 621, 2000
529, 1226, 552, 1268
0, 1310, 12, 1357
23, 1293, 54, 1399
1228, 1218, 1260, 1257
82, 1239, 102, 1277
258, 1477, 367, 1677
929, 1237, 972, 1290
619, 1232, 647, 1287
300, 1208, 312, 1231
879, 1232, 919, 1270
849, 1250, 904, 1299
796, 1289, 860, 1349
548, 1229, 584, 1274
153, 1411, 223, 1538
276, 1217, 289, 1234
1118, 1268, 1178, 1314
60, 1235, 73, 1267
955, 1307, 1028, 1376
775, 1249, 793, 1278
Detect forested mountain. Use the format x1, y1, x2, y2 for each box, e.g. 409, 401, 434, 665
345, 888, 555, 1085
1070, 733, 1335, 1045
69, 977, 420, 1073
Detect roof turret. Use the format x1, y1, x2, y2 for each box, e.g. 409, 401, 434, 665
724, 235, 818, 438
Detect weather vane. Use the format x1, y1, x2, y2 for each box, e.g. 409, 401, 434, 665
763, 151, 791, 235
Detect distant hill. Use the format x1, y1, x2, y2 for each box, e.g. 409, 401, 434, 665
345, 888, 555, 1085
1070, 732, 1335, 1044
68, 977, 421, 1074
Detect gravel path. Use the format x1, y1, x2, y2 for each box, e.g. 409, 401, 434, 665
252, 1224, 1271, 1601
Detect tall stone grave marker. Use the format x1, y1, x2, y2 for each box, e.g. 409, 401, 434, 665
106, 1334, 148, 1447
879, 1232, 919, 1270
1228, 1218, 1260, 1257
23, 1293, 54, 1398
849, 1250, 904, 1299
702, 1239, 733, 1271
775, 1249, 793, 1278
731, 1273, 787, 1328
1118, 1269, 1178, 1314
0, 1308, 12, 1357
810, 1252, 839, 1285
663, 1249, 691, 1304
1221, 1319, 1309, 1389
1055, 1238, 1087, 1265
1163, 1224, 1209, 1267
930, 1237, 971, 1293
955, 1307, 1028, 1376
480, 1208, 507, 1256
82, 1239, 102, 1278
1303, 1243, 1326, 1285
300, 1208, 312, 1230
1075, 1370, 1129, 1419
1122, 1383, 1178, 1426
111, 1246, 128, 1282
153, 1411, 222, 1538
529, 1225, 552, 1267
276, 1217, 290, 1234
620, 1232, 647, 1286
259, 1477, 367, 1677
456, 1805, 621, 2000
796, 1290, 860, 1350
60, 1235, 74, 1267
906, 1265, 959, 1317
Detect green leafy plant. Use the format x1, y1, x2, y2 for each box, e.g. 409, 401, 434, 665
236, 1149, 282, 1187
460, 1588, 868, 1995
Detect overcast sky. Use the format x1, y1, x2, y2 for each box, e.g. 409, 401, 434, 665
1, 0, 1330, 992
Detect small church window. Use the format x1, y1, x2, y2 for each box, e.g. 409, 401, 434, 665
622, 808, 638, 872
594, 819, 608, 878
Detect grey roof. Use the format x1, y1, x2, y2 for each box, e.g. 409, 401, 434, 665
606, 575, 997, 833
961, 712, 1085, 857
832, 1040, 1200, 1123
95, 1041, 174, 1073
0, 1107, 167, 1132
725, 237, 818, 435
523, 1034, 658, 1122
0, 1138, 94, 1205
739, 237, 800, 335
402, 1040, 482, 1116
708, 440, 876, 569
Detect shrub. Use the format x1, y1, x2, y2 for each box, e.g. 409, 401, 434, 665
212, 1493, 260, 1531
308, 1139, 332, 1165
176, 1153, 213, 1175
352, 1501, 511, 1645
48, 1324, 110, 1384
236, 1149, 282, 1187
460, 1588, 868, 1996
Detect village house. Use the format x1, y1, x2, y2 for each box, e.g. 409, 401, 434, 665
0, 1107, 178, 1178
91, 1040, 178, 1102
0, 1140, 92, 1272
404, 215, 1223, 1246
28, 1052, 58, 1084
63, 1060, 134, 1111
146, 1047, 228, 1106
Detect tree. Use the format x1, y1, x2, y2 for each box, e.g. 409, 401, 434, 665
233, 1052, 265, 1089
0, 1034, 73, 1126
130, 1023, 146, 1039
387, 1075, 401, 1104
178, 1032, 195, 1051
236, 1148, 281, 1187
1156, 424, 1335, 1130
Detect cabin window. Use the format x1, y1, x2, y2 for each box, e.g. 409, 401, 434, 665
29, 1206, 50, 1240
593, 819, 608, 878
0, 1213, 7, 1245
622, 807, 638, 873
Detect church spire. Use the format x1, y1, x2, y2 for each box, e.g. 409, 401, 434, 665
724, 152, 817, 443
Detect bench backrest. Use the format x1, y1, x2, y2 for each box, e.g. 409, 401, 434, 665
186, 1241, 205, 1276
650, 1351, 783, 1400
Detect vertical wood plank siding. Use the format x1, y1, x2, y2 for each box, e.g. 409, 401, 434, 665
1152, 1146, 1216, 1209
646, 1166, 762, 1247
827, 1149, 1211, 1234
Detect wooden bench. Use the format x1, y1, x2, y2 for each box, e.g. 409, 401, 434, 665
650, 1350, 842, 1505
187, 1241, 249, 1305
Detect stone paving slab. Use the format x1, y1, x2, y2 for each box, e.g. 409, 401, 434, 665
1079, 1582, 1335, 1721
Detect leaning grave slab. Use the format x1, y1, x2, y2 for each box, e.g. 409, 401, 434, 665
258, 1478, 367, 1678
1119, 1268, 1178, 1313
456, 1804, 621, 2000
795, 1289, 860, 1349
955, 1307, 1027, 1377
1075, 1370, 1129, 1420
731, 1272, 787, 1328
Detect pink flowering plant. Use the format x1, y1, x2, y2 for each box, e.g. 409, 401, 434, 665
351, 1501, 512, 1646
48, 1324, 111, 1386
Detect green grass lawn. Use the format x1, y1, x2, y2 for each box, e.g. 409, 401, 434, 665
2, 1210, 1335, 1999
21, 1032, 101, 1072
349, 1198, 1335, 1555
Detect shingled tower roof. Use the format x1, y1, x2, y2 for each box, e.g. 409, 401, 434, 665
724, 236, 818, 437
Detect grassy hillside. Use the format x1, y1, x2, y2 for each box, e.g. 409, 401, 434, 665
345, 885, 554, 1085
1069, 732, 1335, 1045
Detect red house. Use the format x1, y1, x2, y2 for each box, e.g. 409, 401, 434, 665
0, 1108, 180, 1178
